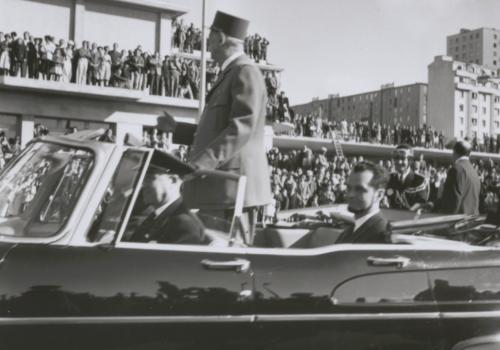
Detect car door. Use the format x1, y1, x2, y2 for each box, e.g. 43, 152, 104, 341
417, 246, 500, 349
0, 147, 256, 350
248, 244, 446, 350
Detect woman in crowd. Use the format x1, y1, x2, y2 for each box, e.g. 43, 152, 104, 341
0, 33, 11, 76
50, 45, 64, 81
61, 40, 74, 83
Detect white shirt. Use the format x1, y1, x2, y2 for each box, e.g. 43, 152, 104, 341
399, 168, 411, 182
354, 209, 380, 232
221, 52, 244, 72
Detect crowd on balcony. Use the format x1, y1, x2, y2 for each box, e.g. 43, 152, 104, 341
172, 20, 203, 54
265, 146, 500, 219
0, 30, 221, 100
244, 33, 270, 64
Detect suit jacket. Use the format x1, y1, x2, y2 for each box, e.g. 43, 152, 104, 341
183, 54, 272, 209
440, 158, 481, 215
386, 170, 429, 210
336, 212, 389, 244
130, 198, 207, 245
291, 212, 389, 248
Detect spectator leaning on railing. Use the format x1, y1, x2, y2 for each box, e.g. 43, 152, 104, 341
0, 28, 219, 100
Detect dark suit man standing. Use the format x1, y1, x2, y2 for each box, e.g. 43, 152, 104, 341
130, 169, 207, 245
439, 140, 481, 215
386, 144, 429, 211
182, 11, 272, 241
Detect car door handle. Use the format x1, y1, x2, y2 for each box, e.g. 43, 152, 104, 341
201, 258, 251, 273
367, 255, 410, 268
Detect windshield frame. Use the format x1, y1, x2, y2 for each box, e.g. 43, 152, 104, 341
0, 137, 113, 244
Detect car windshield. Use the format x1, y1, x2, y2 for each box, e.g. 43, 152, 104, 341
0, 142, 93, 238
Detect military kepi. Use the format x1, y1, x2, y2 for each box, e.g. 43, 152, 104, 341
211, 11, 249, 40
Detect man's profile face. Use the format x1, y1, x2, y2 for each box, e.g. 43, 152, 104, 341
346, 170, 380, 214
393, 150, 411, 174
207, 29, 222, 56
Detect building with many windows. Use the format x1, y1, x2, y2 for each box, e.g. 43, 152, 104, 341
447, 27, 500, 70
427, 55, 500, 142
293, 83, 427, 127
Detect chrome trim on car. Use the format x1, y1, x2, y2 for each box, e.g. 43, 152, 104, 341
5, 310, 500, 325
0, 315, 253, 325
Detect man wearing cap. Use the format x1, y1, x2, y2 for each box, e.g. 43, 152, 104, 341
129, 168, 207, 245
386, 144, 430, 211
438, 140, 480, 215
182, 11, 272, 241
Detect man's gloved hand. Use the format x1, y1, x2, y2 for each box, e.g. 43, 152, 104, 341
157, 111, 177, 133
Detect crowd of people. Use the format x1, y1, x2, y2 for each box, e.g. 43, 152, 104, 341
172, 20, 203, 54
265, 145, 500, 219
0, 30, 221, 99
0, 131, 21, 170
244, 33, 270, 63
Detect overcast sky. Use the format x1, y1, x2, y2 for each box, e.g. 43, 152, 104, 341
170, 0, 500, 105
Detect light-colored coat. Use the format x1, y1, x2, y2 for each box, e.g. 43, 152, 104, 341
183, 54, 272, 209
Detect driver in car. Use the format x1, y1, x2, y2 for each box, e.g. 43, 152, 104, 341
129, 167, 208, 245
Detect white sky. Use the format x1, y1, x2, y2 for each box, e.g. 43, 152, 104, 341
171, 0, 500, 104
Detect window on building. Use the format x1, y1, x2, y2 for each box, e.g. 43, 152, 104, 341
472, 93, 478, 100
459, 77, 464, 83
460, 91, 465, 98
482, 120, 486, 127
495, 60, 497, 66
476, 33, 479, 38
495, 43, 498, 48
473, 105, 478, 113
460, 117, 464, 125
495, 97, 500, 103
460, 130, 464, 137
483, 94, 487, 102
495, 108, 500, 116
483, 107, 487, 114
495, 121, 500, 128
459, 104, 464, 112
394, 98, 397, 107
472, 118, 478, 126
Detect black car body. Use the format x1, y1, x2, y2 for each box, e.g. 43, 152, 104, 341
0, 135, 500, 350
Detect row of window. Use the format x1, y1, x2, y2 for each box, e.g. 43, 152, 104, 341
450, 32, 498, 42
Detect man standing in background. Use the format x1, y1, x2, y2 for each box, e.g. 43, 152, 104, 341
439, 140, 481, 215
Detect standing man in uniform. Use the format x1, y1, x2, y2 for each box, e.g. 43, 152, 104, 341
439, 140, 481, 215
182, 11, 272, 242
386, 144, 430, 211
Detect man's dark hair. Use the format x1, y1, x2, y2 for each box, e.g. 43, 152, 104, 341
453, 140, 472, 157
352, 161, 389, 190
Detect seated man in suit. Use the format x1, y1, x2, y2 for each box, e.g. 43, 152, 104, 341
336, 161, 390, 243
129, 167, 208, 245
292, 161, 390, 247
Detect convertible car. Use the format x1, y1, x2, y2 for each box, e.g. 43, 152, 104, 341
0, 132, 500, 350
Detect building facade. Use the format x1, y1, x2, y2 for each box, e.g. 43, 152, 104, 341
447, 28, 500, 70
293, 83, 427, 127
427, 55, 500, 142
